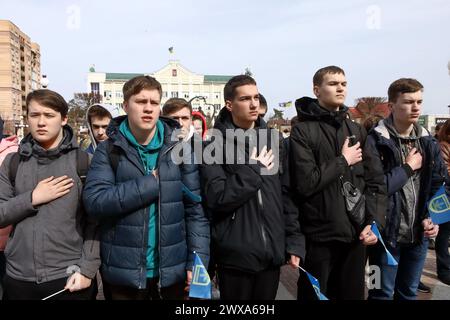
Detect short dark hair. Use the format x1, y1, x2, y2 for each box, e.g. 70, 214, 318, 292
162, 98, 192, 116
259, 94, 268, 111
26, 89, 68, 117
313, 66, 346, 86
224, 75, 257, 102
123, 75, 162, 102
88, 105, 112, 123
388, 78, 424, 103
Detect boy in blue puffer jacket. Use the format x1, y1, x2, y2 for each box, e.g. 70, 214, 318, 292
83, 75, 210, 299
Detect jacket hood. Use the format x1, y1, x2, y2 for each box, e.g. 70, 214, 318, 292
192, 111, 208, 140
19, 125, 78, 160
374, 115, 429, 141
214, 107, 266, 135
86, 103, 126, 150
295, 96, 349, 127
0, 135, 18, 153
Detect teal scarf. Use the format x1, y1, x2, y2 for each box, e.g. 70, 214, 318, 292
120, 118, 164, 278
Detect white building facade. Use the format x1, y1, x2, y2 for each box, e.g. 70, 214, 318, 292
87, 60, 232, 119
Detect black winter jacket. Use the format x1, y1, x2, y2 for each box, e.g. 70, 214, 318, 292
289, 97, 387, 242
200, 108, 305, 273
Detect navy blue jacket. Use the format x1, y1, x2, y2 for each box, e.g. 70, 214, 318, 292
367, 120, 448, 247
83, 116, 210, 289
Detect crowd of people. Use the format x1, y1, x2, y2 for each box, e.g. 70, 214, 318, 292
0, 65, 448, 300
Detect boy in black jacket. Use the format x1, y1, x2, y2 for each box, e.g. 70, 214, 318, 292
290, 66, 387, 300
201, 75, 305, 300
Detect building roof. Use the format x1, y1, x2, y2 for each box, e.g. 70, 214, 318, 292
106, 73, 144, 81
348, 107, 363, 118
204, 75, 233, 83
348, 103, 391, 119
373, 103, 391, 118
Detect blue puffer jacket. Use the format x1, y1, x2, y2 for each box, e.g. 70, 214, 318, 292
83, 116, 210, 289
367, 119, 448, 247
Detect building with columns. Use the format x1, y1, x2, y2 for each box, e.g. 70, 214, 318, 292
86, 60, 232, 119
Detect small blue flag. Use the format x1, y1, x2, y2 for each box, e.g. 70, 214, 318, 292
428, 185, 450, 225
298, 267, 328, 300
371, 221, 398, 266
305, 272, 329, 300
189, 253, 211, 299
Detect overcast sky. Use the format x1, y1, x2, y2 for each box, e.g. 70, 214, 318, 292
2, 0, 449, 118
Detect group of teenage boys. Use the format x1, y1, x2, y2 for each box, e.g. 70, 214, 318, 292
0, 65, 446, 300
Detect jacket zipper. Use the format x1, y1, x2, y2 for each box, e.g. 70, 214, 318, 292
154, 142, 178, 292
157, 180, 162, 294
410, 177, 417, 243
257, 190, 268, 250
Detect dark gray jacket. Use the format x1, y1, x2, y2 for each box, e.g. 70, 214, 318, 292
0, 126, 100, 283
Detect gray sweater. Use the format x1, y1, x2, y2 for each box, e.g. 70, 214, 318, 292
0, 126, 100, 283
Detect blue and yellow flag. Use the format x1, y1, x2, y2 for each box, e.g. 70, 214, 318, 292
305, 272, 329, 300
428, 185, 450, 225
278, 101, 292, 108
298, 266, 328, 300
189, 253, 211, 299
371, 221, 398, 266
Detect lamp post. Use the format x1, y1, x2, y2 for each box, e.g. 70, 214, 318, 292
14, 115, 28, 141
188, 96, 219, 127
41, 74, 49, 89
448, 61, 450, 114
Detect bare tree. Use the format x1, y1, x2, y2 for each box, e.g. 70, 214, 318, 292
67, 92, 102, 132
354, 96, 388, 123
270, 108, 285, 120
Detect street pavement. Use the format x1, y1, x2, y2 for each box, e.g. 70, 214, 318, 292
276, 247, 450, 300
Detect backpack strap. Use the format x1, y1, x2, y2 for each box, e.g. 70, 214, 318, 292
76, 148, 90, 185
8, 149, 91, 189
8, 152, 20, 189
106, 140, 120, 174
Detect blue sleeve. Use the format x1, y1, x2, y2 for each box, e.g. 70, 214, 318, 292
180, 152, 210, 270
385, 166, 411, 196
430, 140, 448, 196
82, 142, 160, 219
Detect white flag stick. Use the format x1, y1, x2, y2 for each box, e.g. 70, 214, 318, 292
42, 288, 67, 300
297, 265, 307, 274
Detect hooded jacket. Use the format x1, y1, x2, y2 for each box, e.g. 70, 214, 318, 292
83, 116, 210, 289
192, 111, 208, 140
200, 107, 305, 273
367, 117, 448, 247
0, 135, 19, 251
289, 97, 387, 243
85, 103, 125, 154
0, 126, 100, 282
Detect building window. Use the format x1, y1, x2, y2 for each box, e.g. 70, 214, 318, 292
116, 103, 123, 108
215, 92, 220, 99
171, 91, 178, 98
172, 69, 177, 77
183, 92, 189, 99
91, 82, 100, 94
162, 91, 168, 98
115, 91, 123, 98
